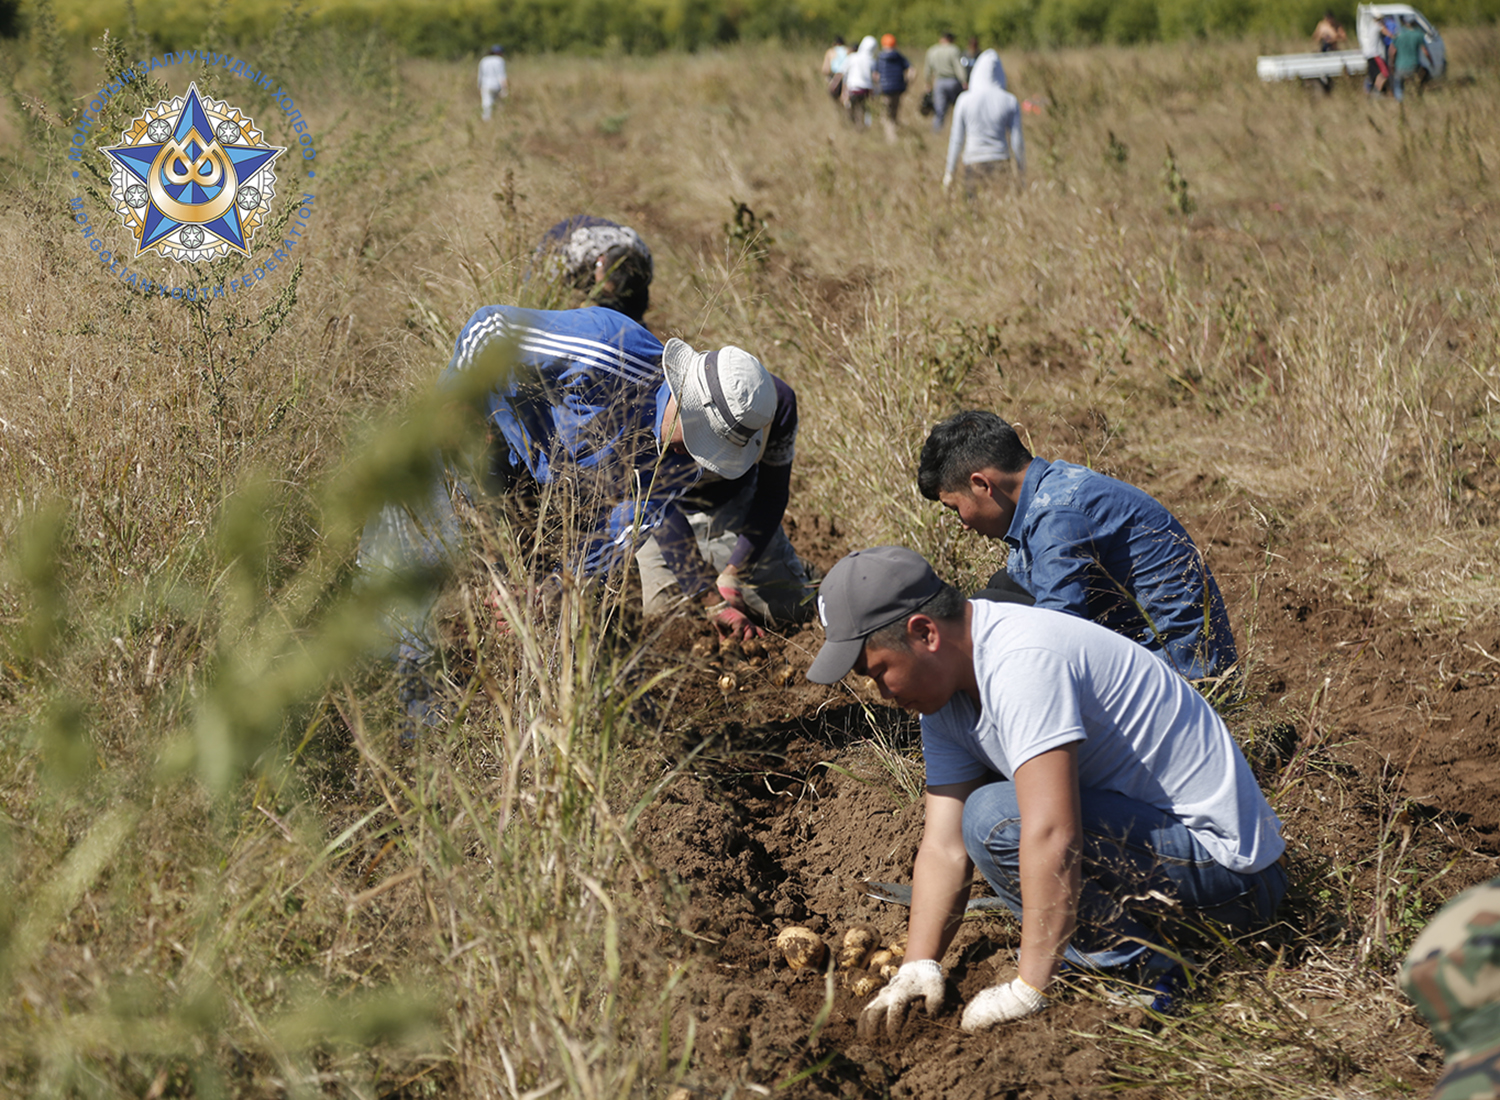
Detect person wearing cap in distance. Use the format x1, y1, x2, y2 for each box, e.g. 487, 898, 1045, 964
635, 339, 816, 636
478, 44, 508, 121
1403, 876, 1500, 1100
806, 546, 1286, 1037
530, 216, 654, 324
918, 410, 1237, 686
875, 33, 914, 143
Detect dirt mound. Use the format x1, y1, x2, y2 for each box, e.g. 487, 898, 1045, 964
625, 496, 1500, 1097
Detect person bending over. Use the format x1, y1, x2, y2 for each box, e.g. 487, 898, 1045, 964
806, 547, 1286, 1036
918, 409, 1237, 684
531, 216, 654, 323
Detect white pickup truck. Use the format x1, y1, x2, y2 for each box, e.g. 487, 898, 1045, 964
1256, 4, 1446, 83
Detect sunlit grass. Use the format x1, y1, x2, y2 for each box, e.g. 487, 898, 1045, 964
2, 10, 1499, 1096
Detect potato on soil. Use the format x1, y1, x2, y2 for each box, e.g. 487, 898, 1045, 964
845, 969, 884, 997
838, 925, 879, 970
886, 931, 909, 955
776, 925, 827, 969
867, 948, 900, 974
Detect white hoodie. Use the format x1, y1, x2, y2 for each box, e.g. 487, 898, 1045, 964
944, 49, 1024, 175
843, 36, 878, 93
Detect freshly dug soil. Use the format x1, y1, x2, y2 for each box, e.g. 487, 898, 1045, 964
629, 488, 1495, 1098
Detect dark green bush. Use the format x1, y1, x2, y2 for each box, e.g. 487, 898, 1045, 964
34, 0, 1500, 59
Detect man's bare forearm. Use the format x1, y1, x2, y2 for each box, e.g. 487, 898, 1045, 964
906, 840, 974, 964
1016, 821, 1079, 991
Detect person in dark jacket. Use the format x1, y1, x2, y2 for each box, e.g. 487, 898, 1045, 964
875, 33, 913, 143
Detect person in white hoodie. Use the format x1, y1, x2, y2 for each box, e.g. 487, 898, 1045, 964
842, 36, 878, 129
942, 49, 1024, 191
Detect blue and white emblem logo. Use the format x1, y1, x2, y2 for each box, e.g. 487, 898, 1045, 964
102, 82, 286, 263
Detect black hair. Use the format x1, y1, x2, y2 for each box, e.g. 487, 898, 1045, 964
916, 410, 1033, 500
834, 34, 846, 44
865, 582, 968, 652
589, 244, 652, 323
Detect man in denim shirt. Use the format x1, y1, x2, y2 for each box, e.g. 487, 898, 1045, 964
918, 410, 1238, 684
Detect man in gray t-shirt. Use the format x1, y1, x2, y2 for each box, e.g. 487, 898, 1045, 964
807, 546, 1286, 1038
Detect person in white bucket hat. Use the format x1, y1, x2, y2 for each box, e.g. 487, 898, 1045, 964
638, 337, 818, 637
359, 307, 816, 716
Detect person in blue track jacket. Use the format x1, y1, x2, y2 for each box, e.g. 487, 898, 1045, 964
360, 306, 805, 728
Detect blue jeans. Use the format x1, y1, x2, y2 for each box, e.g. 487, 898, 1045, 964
962, 781, 1287, 971
932, 77, 962, 130
1392, 66, 1415, 100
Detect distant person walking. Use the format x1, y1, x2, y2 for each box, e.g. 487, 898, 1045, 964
1390, 16, 1433, 100
1363, 15, 1395, 93
843, 35, 878, 129
1313, 10, 1347, 50
1312, 10, 1346, 93
875, 34, 913, 143
960, 36, 980, 85
924, 32, 967, 131
942, 49, 1024, 193
822, 35, 850, 105
478, 45, 508, 121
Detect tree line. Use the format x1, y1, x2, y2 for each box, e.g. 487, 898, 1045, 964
33, 0, 1500, 59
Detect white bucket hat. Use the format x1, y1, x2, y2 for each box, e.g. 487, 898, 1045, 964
662, 338, 775, 480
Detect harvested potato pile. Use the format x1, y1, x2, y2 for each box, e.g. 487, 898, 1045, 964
775, 925, 906, 995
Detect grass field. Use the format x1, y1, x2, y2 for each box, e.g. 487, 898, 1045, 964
2, 9, 1500, 1098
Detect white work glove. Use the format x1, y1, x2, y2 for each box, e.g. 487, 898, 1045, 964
959, 976, 1047, 1032
856, 959, 945, 1041
942, 171, 954, 189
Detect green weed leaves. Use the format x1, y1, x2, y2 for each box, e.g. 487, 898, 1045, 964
4, 505, 69, 669
0, 355, 499, 1084
269, 986, 441, 1051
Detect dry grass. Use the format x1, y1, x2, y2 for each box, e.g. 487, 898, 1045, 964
1, 17, 1499, 1097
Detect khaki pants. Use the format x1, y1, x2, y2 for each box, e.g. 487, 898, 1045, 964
635, 485, 815, 626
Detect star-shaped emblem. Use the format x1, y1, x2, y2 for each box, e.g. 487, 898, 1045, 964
102, 82, 287, 262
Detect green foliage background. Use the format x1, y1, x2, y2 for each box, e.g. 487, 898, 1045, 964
27, 0, 1500, 56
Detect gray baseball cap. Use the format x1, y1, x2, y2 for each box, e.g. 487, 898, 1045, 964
807, 546, 943, 684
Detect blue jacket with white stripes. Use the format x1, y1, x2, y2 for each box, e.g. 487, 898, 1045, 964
445, 304, 703, 584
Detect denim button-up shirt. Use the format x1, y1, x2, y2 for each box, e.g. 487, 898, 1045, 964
1002, 458, 1238, 681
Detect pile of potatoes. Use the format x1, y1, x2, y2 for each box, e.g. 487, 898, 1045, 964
774, 925, 907, 996
692, 634, 796, 692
